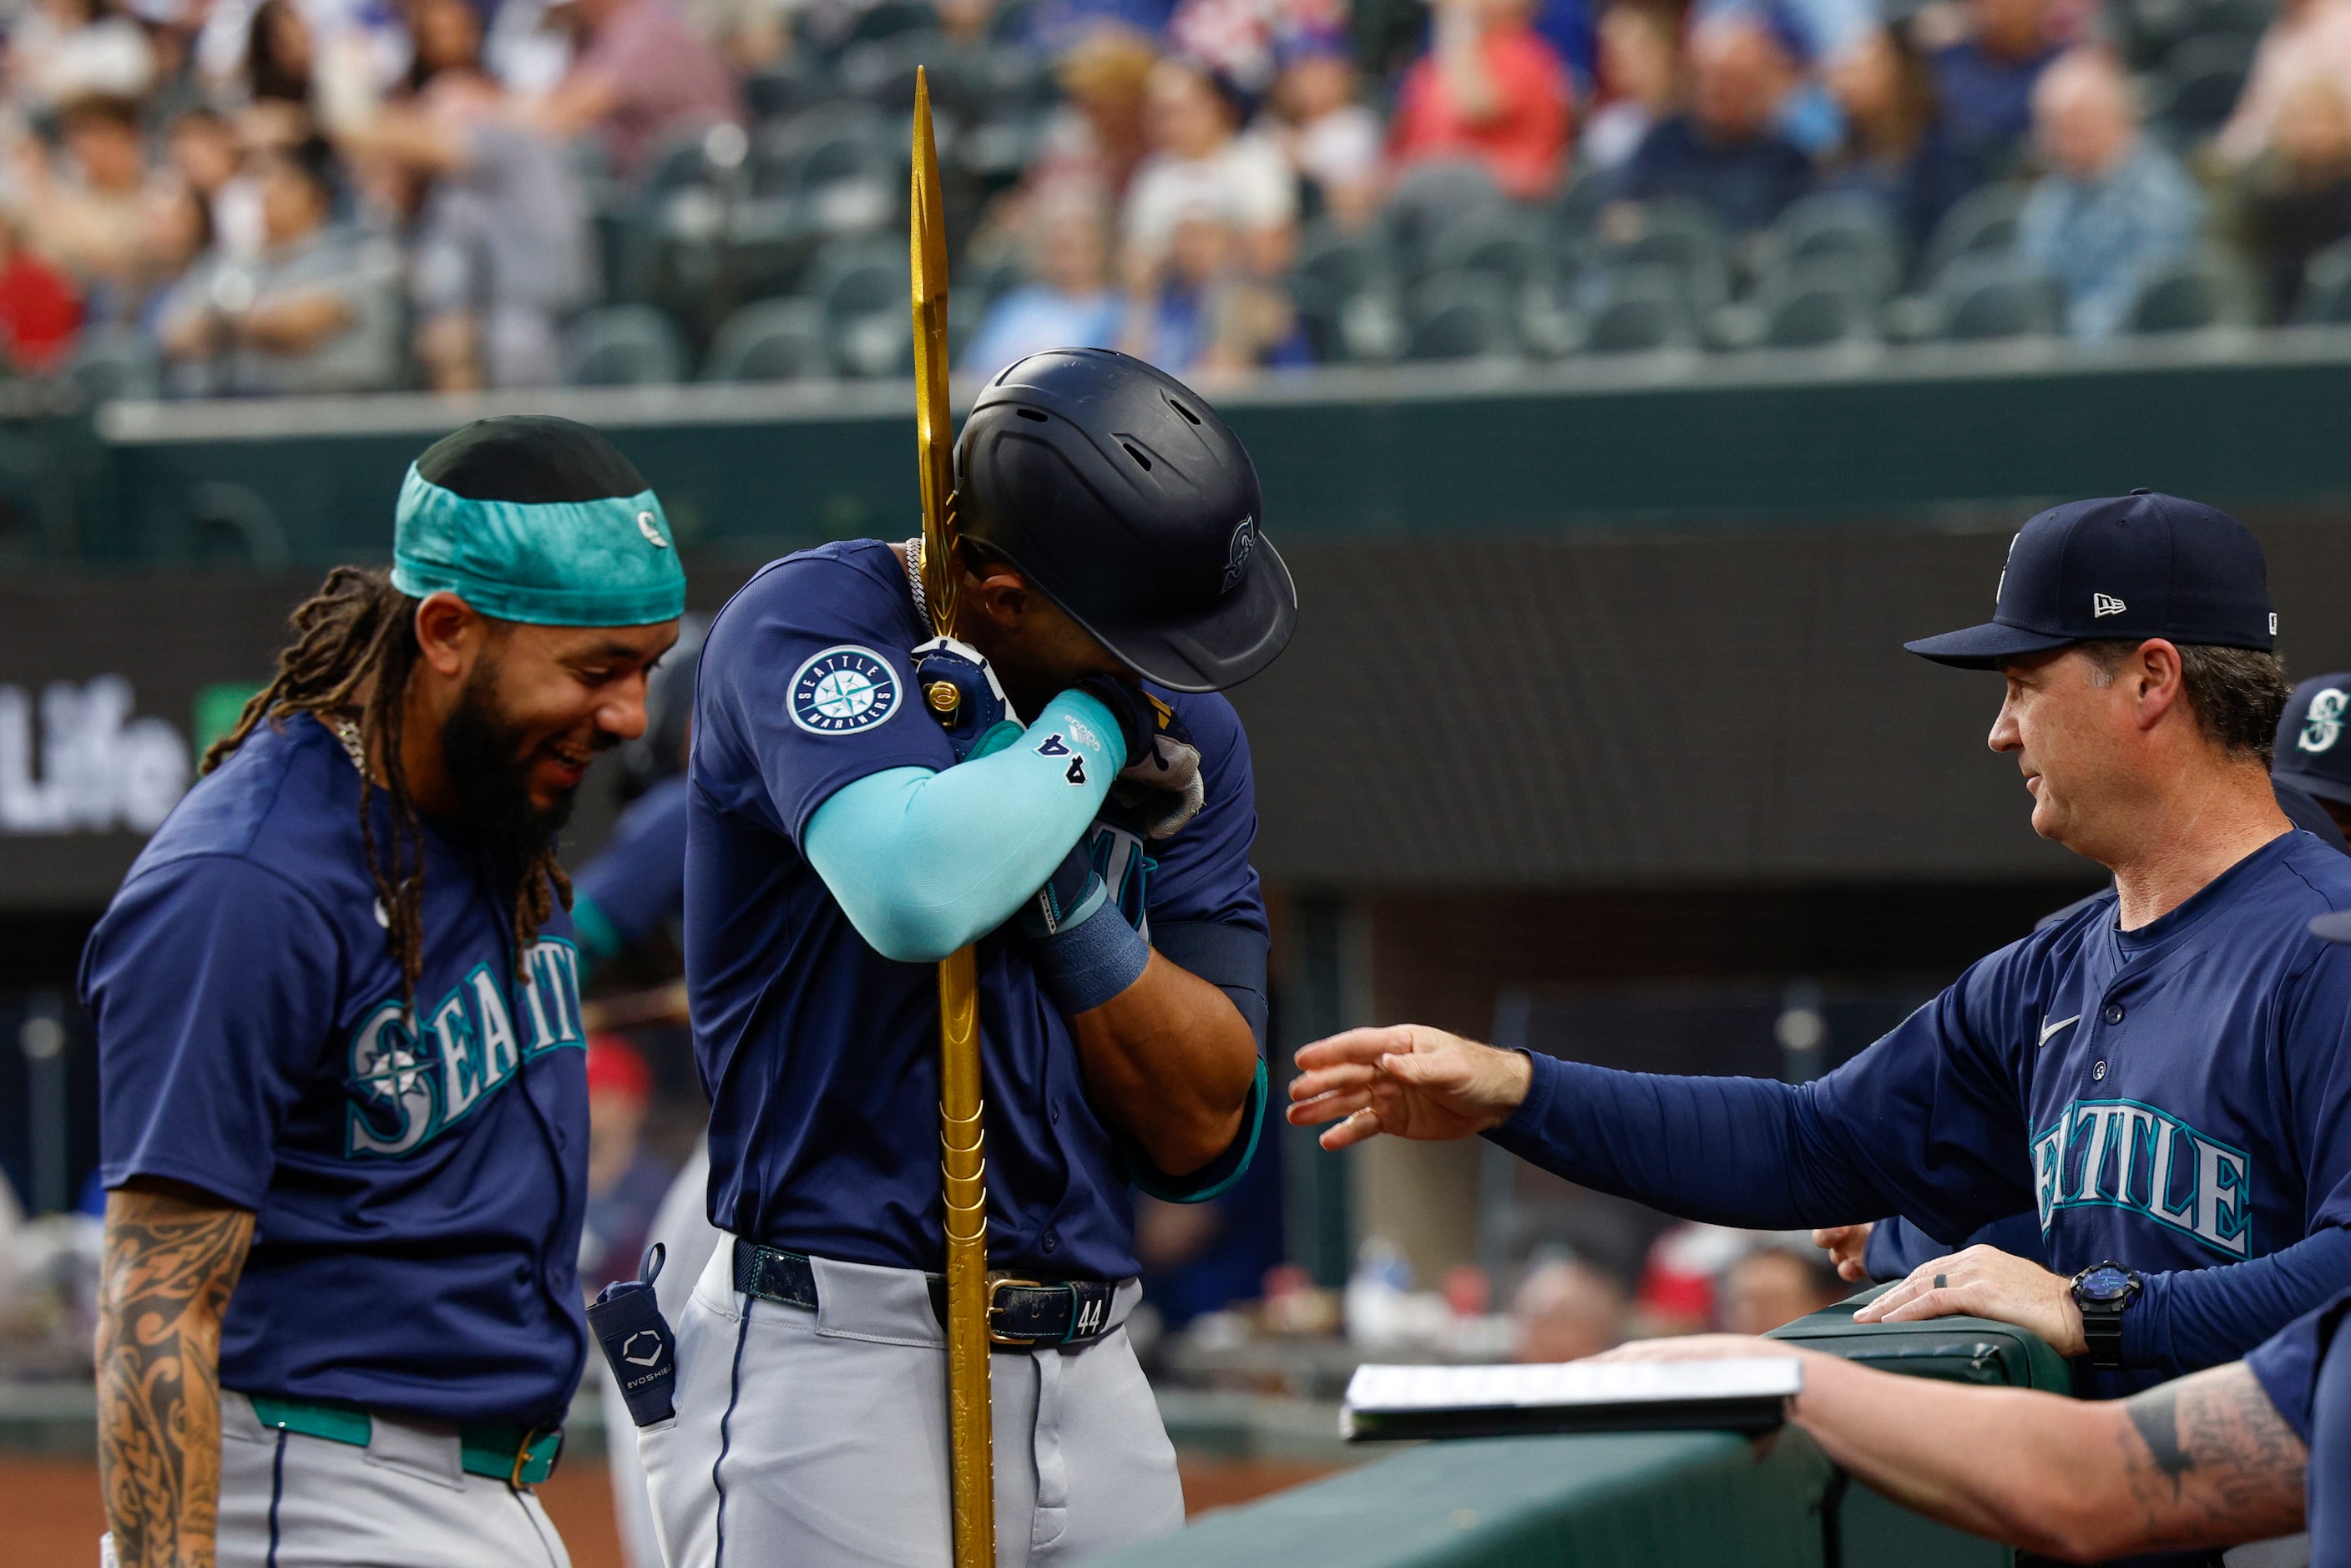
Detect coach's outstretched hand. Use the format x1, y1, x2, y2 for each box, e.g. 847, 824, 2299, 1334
1287, 1025, 1532, 1150
1851, 1243, 2088, 1357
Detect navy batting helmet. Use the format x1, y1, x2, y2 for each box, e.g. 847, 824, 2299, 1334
953, 348, 1297, 693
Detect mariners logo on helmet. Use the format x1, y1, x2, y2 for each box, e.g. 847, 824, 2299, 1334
2302, 688, 2348, 754
1221, 517, 1256, 594
790, 645, 902, 735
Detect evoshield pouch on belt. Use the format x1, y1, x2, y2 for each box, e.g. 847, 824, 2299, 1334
589, 1243, 677, 1427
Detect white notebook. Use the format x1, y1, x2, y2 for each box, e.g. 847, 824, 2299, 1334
1341, 1357, 1803, 1441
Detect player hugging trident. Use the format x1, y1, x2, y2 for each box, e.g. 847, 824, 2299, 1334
625, 69, 1301, 1568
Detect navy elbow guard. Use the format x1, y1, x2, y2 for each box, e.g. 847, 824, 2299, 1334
1019, 842, 1149, 1014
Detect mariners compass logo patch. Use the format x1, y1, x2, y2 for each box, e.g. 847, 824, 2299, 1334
790, 645, 902, 735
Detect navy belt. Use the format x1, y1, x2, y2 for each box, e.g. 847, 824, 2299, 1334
731, 1239, 1125, 1349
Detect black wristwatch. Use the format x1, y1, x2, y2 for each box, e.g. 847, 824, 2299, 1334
2070, 1261, 2143, 1371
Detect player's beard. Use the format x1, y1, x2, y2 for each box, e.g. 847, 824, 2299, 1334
438, 660, 598, 880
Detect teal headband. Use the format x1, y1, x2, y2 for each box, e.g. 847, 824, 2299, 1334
390, 464, 687, 627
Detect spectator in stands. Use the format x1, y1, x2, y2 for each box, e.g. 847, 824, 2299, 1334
1513, 1258, 1628, 1363
244, 0, 312, 109
959, 185, 1124, 378
1027, 25, 1159, 204
0, 215, 84, 372
2017, 49, 2203, 341
1929, 0, 2059, 180
1580, 1, 1680, 172
335, 0, 593, 388
1168, 0, 1344, 99
16, 96, 155, 317
1620, 12, 1813, 232
1718, 1242, 1846, 1335
1121, 198, 1307, 374
1823, 24, 1975, 251
2242, 78, 2351, 319
1123, 56, 1297, 281
156, 139, 400, 393
5, 0, 155, 117
538, 0, 742, 180
2219, 0, 2351, 169
1388, 0, 1575, 201
1267, 33, 1383, 230
129, 180, 211, 337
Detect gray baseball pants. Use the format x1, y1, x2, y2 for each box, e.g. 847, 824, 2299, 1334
637, 1240, 1186, 1568
212, 1391, 571, 1567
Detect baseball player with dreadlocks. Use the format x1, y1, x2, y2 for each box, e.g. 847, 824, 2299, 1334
83, 416, 683, 1568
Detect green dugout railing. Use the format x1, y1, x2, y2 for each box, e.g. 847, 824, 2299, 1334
1093, 1287, 2071, 1568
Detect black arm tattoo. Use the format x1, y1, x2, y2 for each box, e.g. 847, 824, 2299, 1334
94, 1183, 255, 1568
2125, 1387, 2197, 1494
2114, 1364, 2307, 1550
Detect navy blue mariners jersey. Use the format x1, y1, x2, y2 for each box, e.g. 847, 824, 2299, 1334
1815, 832, 2351, 1388
83, 715, 590, 1426
574, 772, 690, 962
2249, 1286, 2351, 1566
2247, 1285, 2351, 1444
686, 539, 1268, 1280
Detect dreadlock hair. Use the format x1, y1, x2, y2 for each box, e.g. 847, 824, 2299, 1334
203, 565, 570, 1003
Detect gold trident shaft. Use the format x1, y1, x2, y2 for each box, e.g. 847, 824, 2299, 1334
911, 68, 995, 1568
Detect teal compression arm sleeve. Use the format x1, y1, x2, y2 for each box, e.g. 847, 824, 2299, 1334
804, 689, 1120, 963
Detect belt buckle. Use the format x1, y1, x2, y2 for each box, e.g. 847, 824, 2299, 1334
985, 1277, 1049, 1346
508, 1426, 552, 1490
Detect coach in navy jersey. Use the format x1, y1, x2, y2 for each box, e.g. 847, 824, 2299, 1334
644, 350, 1295, 1567
83, 418, 682, 1568
1293, 491, 2351, 1401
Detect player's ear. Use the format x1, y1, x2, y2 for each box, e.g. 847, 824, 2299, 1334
957, 550, 1033, 631
412, 591, 482, 677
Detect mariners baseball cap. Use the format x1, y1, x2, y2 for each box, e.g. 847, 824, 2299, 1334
2276, 674, 2351, 809
1904, 491, 2276, 670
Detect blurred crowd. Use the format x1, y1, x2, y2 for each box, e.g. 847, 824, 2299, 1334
0, 0, 2338, 393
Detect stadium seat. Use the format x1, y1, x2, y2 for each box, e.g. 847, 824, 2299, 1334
703, 299, 832, 382
559, 305, 690, 385
1404, 272, 1519, 362
1761, 191, 1904, 301
1291, 226, 1396, 360
1597, 198, 1732, 311
1581, 266, 1699, 353
67, 327, 159, 403
743, 59, 847, 123
2124, 255, 2257, 333
1763, 279, 1878, 349
1428, 206, 1540, 289
2294, 236, 2351, 325
1933, 255, 2062, 341
844, 0, 940, 48
1381, 160, 1507, 281
805, 240, 913, 376
1919, 183, 2026, 287
2154, 34, 2257, 134
2192, 0, 2274, 39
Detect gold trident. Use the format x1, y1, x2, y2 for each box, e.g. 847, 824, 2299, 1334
910, 68, 995, 1568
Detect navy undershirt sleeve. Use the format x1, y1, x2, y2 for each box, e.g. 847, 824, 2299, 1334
1484, 960, 2038, 1239
1484, 1053, 1893, 1226
2128, 1227, 2351, 1379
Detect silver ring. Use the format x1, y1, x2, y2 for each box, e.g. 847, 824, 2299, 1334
1933, 1273, 1948, 1290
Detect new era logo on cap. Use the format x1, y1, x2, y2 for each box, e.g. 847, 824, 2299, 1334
1904, 491, 2274, 669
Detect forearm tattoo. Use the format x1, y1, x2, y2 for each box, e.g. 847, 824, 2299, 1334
95, 1186, 255, 1568
2116, 1365, 2306, 1548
